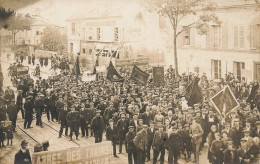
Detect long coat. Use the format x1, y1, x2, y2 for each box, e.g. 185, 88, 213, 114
59, 108, 69, 123
106, 125, 118, 142
133, 130, 148, 151
91, 115, 105, 133
24, 100, 33, 119
147, 128, 156, 146
7, 104, 18, 120
126, 131, 137, 153
117, 119, 129, 139
168, 131, 183, 152
152, 131, 168, 151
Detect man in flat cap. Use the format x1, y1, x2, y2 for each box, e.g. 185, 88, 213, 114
117, 112, 129, 154
126, 126, 137, 164
24, 97, 33, 129
14, 140, 31, 164
223, 140, 239, 164
7, 99, 18, 132
91, 110, 105, 143
146, 121, 156, 162
58, 104, 69, 138
16, 90, 24, 119
34, 94, 44, 128
66, 106, 80, 141
106, 119, 119, 158
168, 121, 182, 164
237, 138, 253, 163
152, 124, 168, 164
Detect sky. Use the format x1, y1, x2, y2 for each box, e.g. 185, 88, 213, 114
5, 0, 142, 27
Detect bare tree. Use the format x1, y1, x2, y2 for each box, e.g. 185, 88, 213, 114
144, 0, 221, 76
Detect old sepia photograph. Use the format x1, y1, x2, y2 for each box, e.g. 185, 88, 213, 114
0, 0, 260, 163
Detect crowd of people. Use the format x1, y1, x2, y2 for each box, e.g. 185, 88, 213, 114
0, 53, 260, 164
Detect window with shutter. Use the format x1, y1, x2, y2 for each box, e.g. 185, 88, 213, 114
250, 25, 257, 49
211, 60, 221, 79
239, 26, 244, 48
212, 25, 220, 48
183, 27, 190, 45
234, 62, 245, 81
234, 26, 238, 48
71, 22, 75, 35
114, 27, 119, 42
257, 24, 260, 49
97, 27, 101, 41
221, 26, 228, 49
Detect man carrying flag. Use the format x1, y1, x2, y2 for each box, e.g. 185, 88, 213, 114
185, 77, 203, 106
75, 53, 81, 79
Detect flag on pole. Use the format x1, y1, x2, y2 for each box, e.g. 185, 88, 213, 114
75, 53, 80, 78
130, 65, 149, 85
185, 77, 203, 106
107, 61, 124, 83
210, 85, 239, 116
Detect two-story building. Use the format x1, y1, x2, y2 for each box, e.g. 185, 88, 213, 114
15, 20, 47, 46
163, 0, 260, 82
66, 1, 164, 67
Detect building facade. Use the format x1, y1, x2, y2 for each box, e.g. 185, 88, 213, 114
66, 2, 164, 66
15, 20, 46, 46
163, 0, 260, 82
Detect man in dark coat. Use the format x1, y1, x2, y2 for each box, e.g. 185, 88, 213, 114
223, 141, 239, 164
232, 118, 243, 148
58, 104, 69, 138
133, 125, 149, 164
66, 105, 80, 140
91, 110, 105, 143
34, 95, 44, 128
24, 97, 33, 129
79, 104, 88, 137
55, 96, 64, 122
167, 122, 183, 164
32, 54, 35, 65
7, 99, 18, 132
141, 107, 153, 126
117, 112, 129, 154
14, 140, 31, 164
147, 121, 156, 162
126, 126, 137, 164
16, 90, 24, 119
106, 119, 119, 158
152, 124, 168, 164
0, 103, 6, 122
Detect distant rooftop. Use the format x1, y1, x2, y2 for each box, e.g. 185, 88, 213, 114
210, 0, 257, 8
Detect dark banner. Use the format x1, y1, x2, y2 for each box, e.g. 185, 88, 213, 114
210, 86, 239, 116
185, 77, 203, 106
153, 67, 164, 86
130, 65, 149, 85
106, 61, 124, 83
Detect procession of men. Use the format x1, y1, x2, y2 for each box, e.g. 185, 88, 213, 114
0, 52, 260, 164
